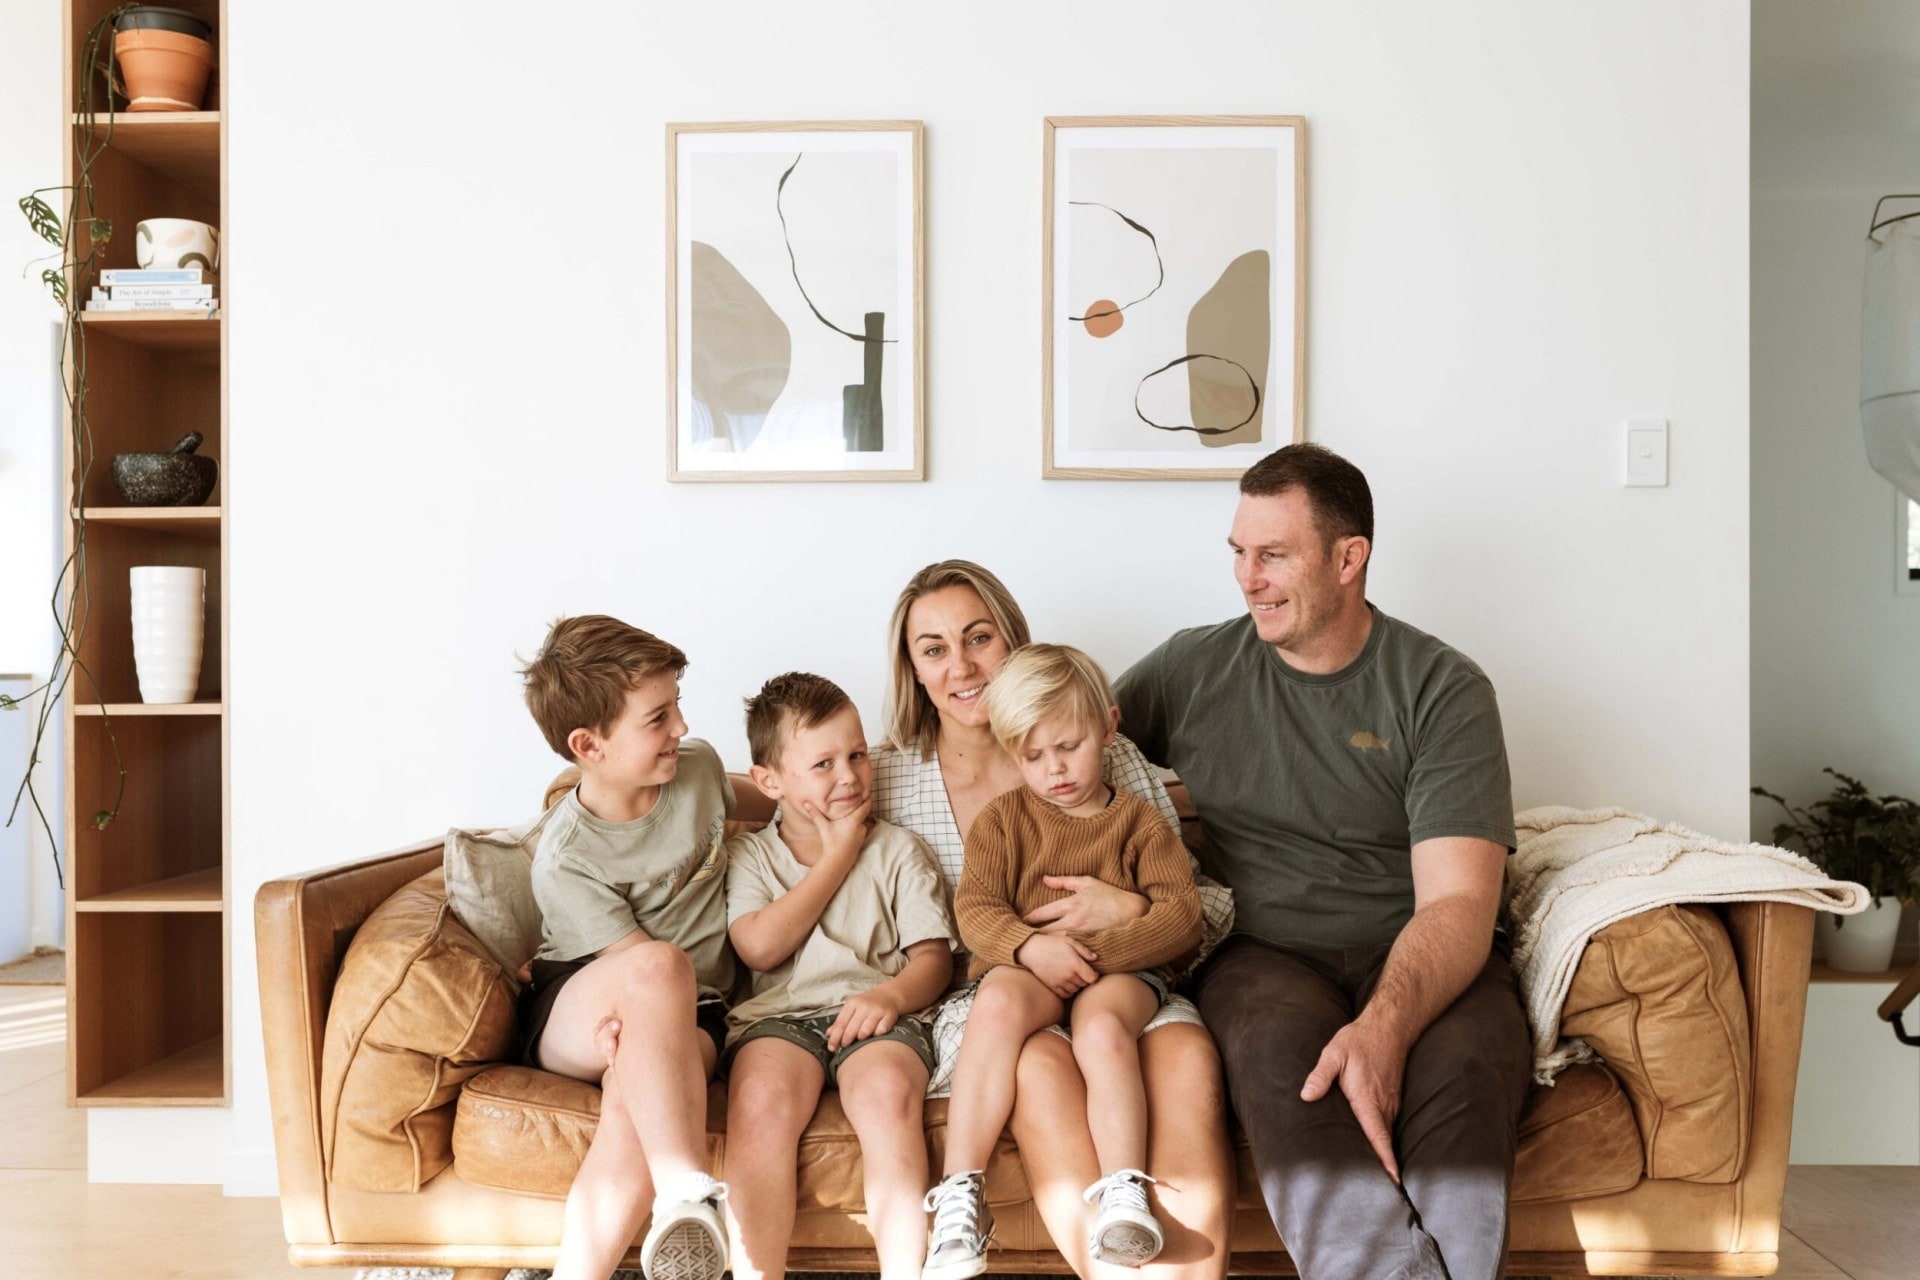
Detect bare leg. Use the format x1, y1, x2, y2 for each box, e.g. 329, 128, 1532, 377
539, 943, 720, 1280
835, 1040, 934, 1280
541, 942, 716, 1177
1136, 1023, 1231, 1280
1068, 976, 1159, 1175
943, 967, 1066, 1174
723, 1037, 825, 1280
1008, 1031, 1104, 1280
553, 1072, 656, 1280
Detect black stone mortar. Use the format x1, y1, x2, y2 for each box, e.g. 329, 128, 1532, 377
111, 431, 217, 506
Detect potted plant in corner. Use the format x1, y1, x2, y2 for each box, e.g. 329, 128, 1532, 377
1754, 769, 1920, 972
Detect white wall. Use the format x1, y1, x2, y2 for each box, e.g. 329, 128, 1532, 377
0, 0, 66, 959
1750, 190, 1920, 832
215, 0, 1749, 1190
1750, 0, 1920, 843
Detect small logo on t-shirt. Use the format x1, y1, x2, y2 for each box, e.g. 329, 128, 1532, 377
686, 817, 726, 883
1349, 731, 1391, 751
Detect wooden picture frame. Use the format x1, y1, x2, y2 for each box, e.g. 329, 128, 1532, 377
1043, 115, 1307, 480
668, 120, 925, 482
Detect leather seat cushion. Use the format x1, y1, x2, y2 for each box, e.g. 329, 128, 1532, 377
321, 868, 519, 1193
455, 1062, 1634, 1210
1560, 904, 1751, 1182
453, 1066, 1028, 1209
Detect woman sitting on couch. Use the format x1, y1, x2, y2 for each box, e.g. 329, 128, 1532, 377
871, 560, 1234, 1280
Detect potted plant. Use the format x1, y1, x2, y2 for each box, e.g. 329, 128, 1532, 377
1753, 769, 1920, 972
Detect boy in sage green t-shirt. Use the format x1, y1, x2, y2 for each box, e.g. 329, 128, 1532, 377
518, 614, 734, 1280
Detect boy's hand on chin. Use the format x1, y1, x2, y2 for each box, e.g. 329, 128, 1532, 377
826, 989, 901, 1050
796, 795, 874, 861
1016, 933, 1100, 998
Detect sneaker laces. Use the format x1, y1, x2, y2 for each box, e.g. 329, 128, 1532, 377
1083, 1168, 1156, 1212
924, 1171, 988, 1247
654, 1171, 728, 1212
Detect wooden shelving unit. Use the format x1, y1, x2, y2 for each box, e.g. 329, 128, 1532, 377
62, 0, 228, 1109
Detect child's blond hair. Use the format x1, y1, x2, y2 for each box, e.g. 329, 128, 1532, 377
983, 643, 1115, 756
521, 615, 687, 760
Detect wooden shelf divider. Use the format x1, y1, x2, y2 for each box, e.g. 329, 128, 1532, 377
76, 866, 222, 912
73, 701, 221, 717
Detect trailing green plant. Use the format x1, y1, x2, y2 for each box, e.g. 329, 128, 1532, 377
1752, 769, 1920, 919
4, 5, 143, 885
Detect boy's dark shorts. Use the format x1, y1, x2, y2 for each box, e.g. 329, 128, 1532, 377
517, 956, 728, 1070
720, 1009, 937, 1086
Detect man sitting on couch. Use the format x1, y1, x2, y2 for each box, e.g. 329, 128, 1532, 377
1115, 444, 1532, 1280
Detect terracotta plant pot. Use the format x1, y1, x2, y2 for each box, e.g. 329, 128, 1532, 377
113, 27, 214, 112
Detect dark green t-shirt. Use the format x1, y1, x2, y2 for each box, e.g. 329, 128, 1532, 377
1115, 608, 1514, 949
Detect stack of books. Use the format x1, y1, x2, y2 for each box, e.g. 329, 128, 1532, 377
83, 267, 219, 315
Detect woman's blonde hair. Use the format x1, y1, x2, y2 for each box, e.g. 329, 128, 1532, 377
883, 560, 1032, 759
982, 643, 1115, 755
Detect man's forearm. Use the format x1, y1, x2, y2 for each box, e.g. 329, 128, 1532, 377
1356, 896, 1494, 1051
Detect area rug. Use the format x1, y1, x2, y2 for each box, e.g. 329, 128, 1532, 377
0, 946, 63, 985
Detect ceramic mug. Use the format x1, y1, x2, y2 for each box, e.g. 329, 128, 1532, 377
129, 566, 206, 704
135, 218, 219, 273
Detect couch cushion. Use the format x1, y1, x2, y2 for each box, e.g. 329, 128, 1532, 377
1511, 1062, 1644, 1203
1560, 904, 1751, 1183
1226, 1061, 1643, 1210
321, 868, 519, 1193
452, 1067, 1029, 1210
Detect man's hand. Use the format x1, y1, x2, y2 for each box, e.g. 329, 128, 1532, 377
1300, 1017, 1408, 1184
1023, 875, 1149, 933
825, 988, 902, 1051
1015, 932, 1100, 998
794, 794, 874, 864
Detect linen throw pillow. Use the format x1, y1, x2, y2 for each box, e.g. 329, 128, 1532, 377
443, 806, 553, 981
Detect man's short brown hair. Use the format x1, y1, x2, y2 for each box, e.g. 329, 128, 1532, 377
1239, 443, 1374, 549
522, 615, 687, 761
745, 672, 854, 768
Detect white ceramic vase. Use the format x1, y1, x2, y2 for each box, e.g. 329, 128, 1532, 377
1816, 896, 1905, 973
135, 218, 219, 273
129, 566, 205, 704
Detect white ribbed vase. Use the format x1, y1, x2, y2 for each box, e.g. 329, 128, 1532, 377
129, 566, 205, 704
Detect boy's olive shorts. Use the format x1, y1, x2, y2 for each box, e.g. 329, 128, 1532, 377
722, 1008, 936, 1085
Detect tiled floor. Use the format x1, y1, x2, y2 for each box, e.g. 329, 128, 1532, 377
3, 985, 1915, 1279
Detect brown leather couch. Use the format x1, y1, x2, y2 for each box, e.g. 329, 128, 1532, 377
255, 784, 1815, 1278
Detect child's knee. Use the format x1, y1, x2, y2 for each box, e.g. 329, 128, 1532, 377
843, 1057, 926, 1127
729, 1058, 820, 1131
1071, 1007, 1142, 1060
972, 969, 1049, 1027
610, 940, 695, 997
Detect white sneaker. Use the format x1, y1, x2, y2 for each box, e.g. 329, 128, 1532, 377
1084, 1169, 1163, 1267
922, 1169, 993, 1280
641, 1171, 729, 1280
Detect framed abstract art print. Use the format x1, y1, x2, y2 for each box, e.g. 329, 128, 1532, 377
668, 120, 924, 481
1043, 115, 1306, 479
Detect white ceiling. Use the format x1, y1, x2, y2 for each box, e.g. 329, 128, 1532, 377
1755, 0, 1920, 190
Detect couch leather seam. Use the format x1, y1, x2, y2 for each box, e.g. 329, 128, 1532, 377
1608, 935, 1664, 1177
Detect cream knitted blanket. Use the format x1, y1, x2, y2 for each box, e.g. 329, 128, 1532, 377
1506, 805, 1869, 1082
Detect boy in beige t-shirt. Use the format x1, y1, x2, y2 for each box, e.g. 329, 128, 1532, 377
519, 615, 734, 1280
722, 673, 955, 1280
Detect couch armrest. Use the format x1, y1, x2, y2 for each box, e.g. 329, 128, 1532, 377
1720, 900, 1814, 1254
254, 839, 447, 1246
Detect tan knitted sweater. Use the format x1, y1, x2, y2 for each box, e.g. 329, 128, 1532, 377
954, 786, 1203, 982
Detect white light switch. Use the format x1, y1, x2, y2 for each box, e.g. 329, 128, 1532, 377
1623, 417, 1668, 487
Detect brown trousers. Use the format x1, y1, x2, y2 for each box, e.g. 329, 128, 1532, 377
1195, 935, 1531, 1280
